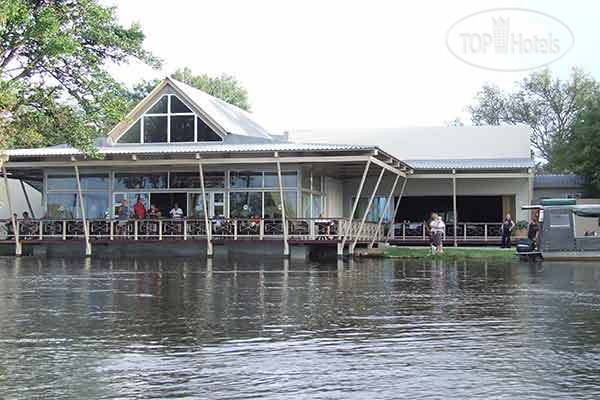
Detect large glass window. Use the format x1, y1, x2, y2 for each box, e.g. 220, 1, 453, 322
171, 96, 192, 113
312, 175, 322, 192
301, 171, 311, 190
264, 172, 298, 188
47, 174, 108, 191
302, 193, 311, 218
47, 192, 108, 219
189, 193, 210, 218
119, 120, 141, 143
312, 194, 322, 218
170, 115, 194, 142
147, 95, 168, 114
169, 172, 225, 189
116, 94, 223, 144
197, 118, 222, 142
113, 192, 149, 218
230, 171, 263, 188
352, 196, 390, 222
264, 192, 297, 219
114, 173, 168, 190
229, 192, 262, 218
143, 115, 167, 143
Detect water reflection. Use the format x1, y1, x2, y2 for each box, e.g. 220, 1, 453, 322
0, 256, 600, 399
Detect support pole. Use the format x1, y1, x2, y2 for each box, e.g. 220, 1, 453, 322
2, 165, 21, 256
19, 180, 35, 218
350, 166, 385, 255
198, 158, 213, 257
452, 169, 457, 248
386, 176, 408, 241
369, 173, 400, 249
275, 152, 289, 256
339, 159, 371, 256
74, 163, 92, 256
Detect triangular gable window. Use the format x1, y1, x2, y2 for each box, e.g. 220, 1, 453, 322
115, 93, 223, 144
119, 120, 141, 143
171, 96, 192, 113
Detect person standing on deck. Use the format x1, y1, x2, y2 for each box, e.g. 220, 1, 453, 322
133, 195, 146, 220
501, 213, 515, 248
169, 202, 184, 219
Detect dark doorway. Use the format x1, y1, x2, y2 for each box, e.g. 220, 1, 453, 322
150, 193, 188, 218
395, 196, 502, 223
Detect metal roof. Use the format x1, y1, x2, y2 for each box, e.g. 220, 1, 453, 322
5, 142, 380, 158
406, 158, 534, 170
534, 174, 586, 188
168, 77, 272, 139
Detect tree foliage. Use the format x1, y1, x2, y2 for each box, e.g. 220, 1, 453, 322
131, 67, 251, 111
0, 0, 159, 153
467, 68, 599, 167
553, 96, 600, 194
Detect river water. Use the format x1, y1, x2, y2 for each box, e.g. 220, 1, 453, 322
1, 256, 600, 399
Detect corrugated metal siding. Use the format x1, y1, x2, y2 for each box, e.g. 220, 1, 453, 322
6, 143, 377, 158
534, 174, 586, 188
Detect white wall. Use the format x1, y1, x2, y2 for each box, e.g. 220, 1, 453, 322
0, 179, 43, 219
290, 126, 531, 160
342, 174, 531, 221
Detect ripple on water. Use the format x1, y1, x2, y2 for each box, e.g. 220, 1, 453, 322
0, 258, 600, 399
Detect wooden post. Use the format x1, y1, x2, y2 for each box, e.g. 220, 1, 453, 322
370, 173, 400, 248
74, 163, 92, 256
198, 158, 213, 257
19, 180, 35, 218
2, 165, 21, 256
339, 159, 371, 256
386, 176, 408, 241
350, 166, 385, 255
452, 169, 457, 248
275, 152, 289, 256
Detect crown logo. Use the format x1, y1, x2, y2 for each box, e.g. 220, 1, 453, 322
492, 17, 510, 53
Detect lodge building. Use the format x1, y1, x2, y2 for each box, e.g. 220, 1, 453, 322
1, 77, 537, 257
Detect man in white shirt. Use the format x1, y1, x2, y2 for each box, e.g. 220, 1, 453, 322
169, 202, 184, 219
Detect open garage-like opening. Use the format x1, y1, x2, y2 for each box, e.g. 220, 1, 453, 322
395, 195, 513, 223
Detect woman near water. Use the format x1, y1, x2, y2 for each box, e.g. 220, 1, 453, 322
501, 213, 516, 248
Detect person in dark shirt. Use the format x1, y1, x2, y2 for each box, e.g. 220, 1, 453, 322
527, 217, 539, 249
501, 213, 515, 248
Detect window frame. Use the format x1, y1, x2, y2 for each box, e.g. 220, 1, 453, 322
114, 94, 223, 144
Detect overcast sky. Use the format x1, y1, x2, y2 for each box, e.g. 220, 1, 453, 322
106, 0, 599, 134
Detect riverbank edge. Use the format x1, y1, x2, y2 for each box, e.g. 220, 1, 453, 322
363, 246, 518, 261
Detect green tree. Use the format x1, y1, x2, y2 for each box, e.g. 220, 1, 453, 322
554, 96, 600, 194
467, 68, 599, 167
0, 0, 159, 153
131, 67, 251, 111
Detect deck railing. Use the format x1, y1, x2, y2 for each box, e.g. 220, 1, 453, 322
0, 218, 384, 242
391, 222, 504, 241
0, 219, 509, 243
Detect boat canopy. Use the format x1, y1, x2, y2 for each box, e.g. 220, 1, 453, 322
571, 205, 600, 217
541, 198, 577, 206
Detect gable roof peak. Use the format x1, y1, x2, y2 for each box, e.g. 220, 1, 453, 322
166, 77, 273, 140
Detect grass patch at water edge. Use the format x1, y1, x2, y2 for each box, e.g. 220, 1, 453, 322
380, 246, 518, 261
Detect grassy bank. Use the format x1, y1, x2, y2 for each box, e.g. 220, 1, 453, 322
376, 246, 518, 262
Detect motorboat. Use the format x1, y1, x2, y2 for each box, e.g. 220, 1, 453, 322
519, 199, 600, 261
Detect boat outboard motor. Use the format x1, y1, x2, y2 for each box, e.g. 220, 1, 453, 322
516, 238, 534, 253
